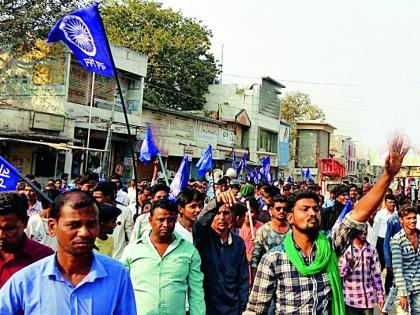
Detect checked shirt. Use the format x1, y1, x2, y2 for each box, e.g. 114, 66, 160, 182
245, 213, 366, 315
339, 242, 384, 309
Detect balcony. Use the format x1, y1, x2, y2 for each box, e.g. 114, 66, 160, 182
318, 158, 345, 178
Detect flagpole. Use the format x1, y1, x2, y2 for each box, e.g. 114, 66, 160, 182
85, 72, 96, 172
157, 153, 170, 186
18, 174, 53, 204
97, 12, 140, 216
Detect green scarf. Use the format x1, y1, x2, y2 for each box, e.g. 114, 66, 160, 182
283, 231, 345, 315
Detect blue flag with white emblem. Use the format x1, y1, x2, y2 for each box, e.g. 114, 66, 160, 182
260, 156, 272, 184
0, 156, 21, 192
47, 3, 115, 77
139, 125, 160, 162
170, 156, 189, 198
196, 145, 213, 177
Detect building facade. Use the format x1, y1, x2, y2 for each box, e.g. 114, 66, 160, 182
0, 43, 147, 184
205, 77, 287, 179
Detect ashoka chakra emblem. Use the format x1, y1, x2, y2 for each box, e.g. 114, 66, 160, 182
59, 15, 97, 57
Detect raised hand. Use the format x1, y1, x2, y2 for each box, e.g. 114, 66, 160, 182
384, 135, 409, 177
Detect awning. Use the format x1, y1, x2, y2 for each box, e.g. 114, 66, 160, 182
0, 137, 108, 153
216, 145, 248, 156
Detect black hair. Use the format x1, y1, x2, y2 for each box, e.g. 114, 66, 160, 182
93, 181, 117, 197
283, 183, 291, 191
50, 190, 99, 220
25, 174, 35, 180
150, 199, 178, 216
363, 177, 369, 182
349, 183, 358, 190
0, 192, 29, 223
54, 178, 63, 183
79, 172, 99, 185
176, 188, 204, 208
272, 194, 288, 204
398, 205, 417, 218
261, 185, 277, 198
246, 197, 260, 213
40, 188, 61, 210
287, 190, 320, 213
150, 183, 170, 197
25, 180, 41, 190
230, 202, 248, 219
98, 204, 121, 223
257, 182, 268, 190
384, 194, 396, 202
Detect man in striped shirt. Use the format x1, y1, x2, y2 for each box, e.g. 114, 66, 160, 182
391, 205, 420, 314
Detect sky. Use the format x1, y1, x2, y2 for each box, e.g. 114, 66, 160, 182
157, 0, 420, 152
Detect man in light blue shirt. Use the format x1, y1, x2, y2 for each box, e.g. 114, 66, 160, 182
0, 190, 137, 315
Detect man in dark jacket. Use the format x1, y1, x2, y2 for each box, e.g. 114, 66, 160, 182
193, 190, 249, 315
321, 184, 350, 231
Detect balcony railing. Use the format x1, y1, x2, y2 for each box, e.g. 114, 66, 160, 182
318, 158, 345, 178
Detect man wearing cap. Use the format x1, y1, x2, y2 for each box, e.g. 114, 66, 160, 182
322, 184, 350, 231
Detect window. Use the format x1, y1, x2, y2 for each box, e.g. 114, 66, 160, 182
258, 129, 277, 153
296, 130, 317, 167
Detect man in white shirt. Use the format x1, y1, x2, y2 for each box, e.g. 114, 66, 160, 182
26, 188, 61, 251
175, 188, 204, 243
92, 181, 133, 259
111, 176, 129, 206
24, 182, 42, 217
372, 193, 396, 270
130, 183, 170, 242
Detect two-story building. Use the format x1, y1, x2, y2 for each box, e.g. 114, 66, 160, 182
330, 135, 357, 183
295, 120, 345, 193
205, 77, 287, 179
0, 43, 147, 183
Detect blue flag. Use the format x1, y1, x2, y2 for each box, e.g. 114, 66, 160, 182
305, 168, 315, 184
331, 199, 353, 231
301, 169, 306, 178
170, 156, 189, 198
48, 3, 115, 77
196, 145, 213, 177
246, 166, 255, 183
232, 149, 237, 170
139, 125, 159, 162
237, 153, 247, 175
287, 175, 293, 183
260, 156, 272, 184
0, 156, 21, 192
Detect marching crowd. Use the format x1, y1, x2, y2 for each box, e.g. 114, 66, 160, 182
0, 138, 419, 314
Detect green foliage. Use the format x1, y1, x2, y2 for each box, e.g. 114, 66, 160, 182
280, 92, 325, 123
0, 0, 88, 53
280, 92, 326, 159
101, 0, 218, 110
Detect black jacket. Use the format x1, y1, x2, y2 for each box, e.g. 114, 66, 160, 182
322, 200, 345, 231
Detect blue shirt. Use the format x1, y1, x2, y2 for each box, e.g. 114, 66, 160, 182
0, 252, 137, 315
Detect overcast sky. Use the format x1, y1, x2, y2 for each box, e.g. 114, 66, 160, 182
157, 0, 420, 151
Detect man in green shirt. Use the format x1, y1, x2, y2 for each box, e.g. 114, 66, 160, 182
121, 199, 205, 315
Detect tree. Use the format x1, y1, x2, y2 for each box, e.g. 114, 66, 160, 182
101, 0, 218, 110
280, 92, 326, 159
0, 0, 87, 53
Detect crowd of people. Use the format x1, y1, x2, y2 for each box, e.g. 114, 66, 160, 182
0, 138, 418, 315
